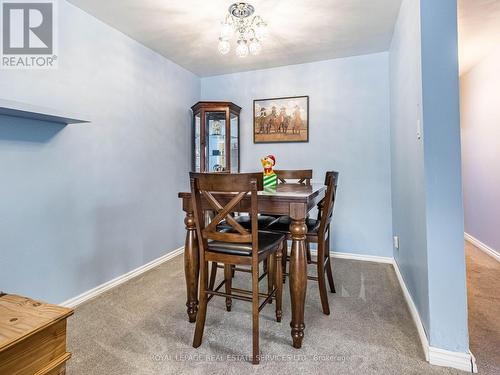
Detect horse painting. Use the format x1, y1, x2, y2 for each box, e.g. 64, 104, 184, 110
290, 106, 302, 135
254, 96, 309, 143
256, 113, 274, 134
277, 108, 291, 134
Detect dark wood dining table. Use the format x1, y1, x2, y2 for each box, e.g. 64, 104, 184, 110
178, 182, 326, 349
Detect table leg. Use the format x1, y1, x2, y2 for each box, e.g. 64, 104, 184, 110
289, 204, 308, 348
184, 209, 199, 323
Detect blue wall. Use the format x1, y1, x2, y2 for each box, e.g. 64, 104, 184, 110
389, 0, 430, 334
420, 0, 468, 352
202, 53, 393, 257
0, 1, 200, 304
390, 0, 469, 352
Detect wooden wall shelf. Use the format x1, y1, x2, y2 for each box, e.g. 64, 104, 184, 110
0, 98, 90, 125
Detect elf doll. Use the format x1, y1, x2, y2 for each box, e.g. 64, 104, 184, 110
261, 155, 277, 188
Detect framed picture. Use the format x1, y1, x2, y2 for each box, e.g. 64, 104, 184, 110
253, 95, 309, 143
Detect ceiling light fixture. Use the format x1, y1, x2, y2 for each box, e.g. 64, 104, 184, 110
218, 2, 268, 58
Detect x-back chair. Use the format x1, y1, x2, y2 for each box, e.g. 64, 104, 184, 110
266, 171, 339, 315
229, 169, 313, 230
216, 169, 314, 283
190, 172, 284, 364
260, 169, 314, 264
274, 169, 313, 185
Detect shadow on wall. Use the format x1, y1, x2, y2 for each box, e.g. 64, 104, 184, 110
0, 115, 66, 143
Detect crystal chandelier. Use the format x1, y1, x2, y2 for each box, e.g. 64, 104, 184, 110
218, 2, 268, 58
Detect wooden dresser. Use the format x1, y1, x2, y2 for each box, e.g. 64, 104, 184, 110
0, 294, 74, 375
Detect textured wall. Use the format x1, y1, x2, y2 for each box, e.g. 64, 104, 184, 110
461, 48, 500, 255
202, 53, 393, 257
0, 1, 200, 304
420, 0, 468, 353
389, 0, 430, 339
390, 0, 469, 353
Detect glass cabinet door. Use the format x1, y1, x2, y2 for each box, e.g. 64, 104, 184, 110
194, 112, 201, 172
230, 112, 239, 173
205, 111, 226, 172
191, 102, 241, 173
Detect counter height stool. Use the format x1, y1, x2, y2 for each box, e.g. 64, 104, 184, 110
190, 172, 284, 365
218, 169, 312, 231
272, 169, 314, 263
216, 169, 314, 283
266, 171, 339, 315
274, 169, 312, 185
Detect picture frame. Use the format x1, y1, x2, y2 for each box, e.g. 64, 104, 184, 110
253, 95, 309, 143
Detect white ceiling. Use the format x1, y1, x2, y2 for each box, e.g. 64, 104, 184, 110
67, 0, 403, 77
458, 0, 500, 74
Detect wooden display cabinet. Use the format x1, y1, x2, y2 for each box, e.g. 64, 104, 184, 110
191, 101, 241, 173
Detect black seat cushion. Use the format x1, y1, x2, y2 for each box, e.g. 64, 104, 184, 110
236, 215, 278, 229
217, 215, 278, 231
265, 215, 320, 233
208, 231, 285, 257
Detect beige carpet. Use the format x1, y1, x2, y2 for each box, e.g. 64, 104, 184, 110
67, 255, 465, 374
465, 242, 500, 375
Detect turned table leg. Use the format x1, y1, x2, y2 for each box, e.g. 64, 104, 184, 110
183, 207, 199, 323
289, 203, 308, 348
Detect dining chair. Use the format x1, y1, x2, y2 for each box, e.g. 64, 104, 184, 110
268, 169, 314, 264
190, 172, 285, 364
219, 169, 314, 279
266, 171, 339, 315
219, 169, 313, 231
274, 169, 313, 185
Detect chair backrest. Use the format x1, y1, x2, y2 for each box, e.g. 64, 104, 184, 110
274, 169, 313, 185
318, 171, 339, 234
190, 172, 263, 255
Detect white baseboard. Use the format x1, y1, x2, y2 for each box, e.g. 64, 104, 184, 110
330, 250, 394, 264
60, 247, 184, 308
428, 347, 475, 372
392, 260, 475, 372
392, 260, 430, 361
307, 246, 394, 264
470, 352, 478, 373
465, 232, 500, 262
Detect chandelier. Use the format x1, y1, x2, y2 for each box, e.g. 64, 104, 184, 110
218, 2, 268, 58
